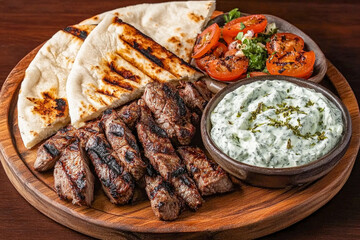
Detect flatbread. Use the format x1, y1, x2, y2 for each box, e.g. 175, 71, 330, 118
66, 15, 203, 128
18, 24, 95, 149
79, 1, 216, 62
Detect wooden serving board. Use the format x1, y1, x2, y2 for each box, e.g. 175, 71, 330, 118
0, 45, 359, 240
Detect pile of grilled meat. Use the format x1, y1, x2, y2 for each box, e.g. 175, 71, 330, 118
34, 80, 234, 221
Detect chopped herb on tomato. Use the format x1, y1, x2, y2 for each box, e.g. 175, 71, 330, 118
240, 22, 246, 30
241, 38, 268, 71
235, 32, 244, 40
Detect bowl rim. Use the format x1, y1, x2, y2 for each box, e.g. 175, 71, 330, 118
201, 75, 352, 176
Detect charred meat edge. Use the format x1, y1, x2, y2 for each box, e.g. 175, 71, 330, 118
177, 146, 233, 196
54, 140, 94, 206
86, 133, 135, 205
102, 109, 146, 181
34, 125, 76, 172
136, 100, 203, 210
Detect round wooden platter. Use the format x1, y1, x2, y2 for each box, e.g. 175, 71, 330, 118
0, 46, 359, 240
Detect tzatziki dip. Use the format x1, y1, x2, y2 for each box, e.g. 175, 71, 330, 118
210, 80, 344, 168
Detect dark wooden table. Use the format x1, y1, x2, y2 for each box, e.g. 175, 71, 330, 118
1, 0, 359, 239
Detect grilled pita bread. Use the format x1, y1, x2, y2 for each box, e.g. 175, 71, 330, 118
66, 15, 203, 128
18, 25, 95, 149
79, 1, 216, 62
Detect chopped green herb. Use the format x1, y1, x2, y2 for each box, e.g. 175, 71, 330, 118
287, 139, 292, 149
297, 118, 302, 126
236, 112, 242, 117
317, 131, 327, 141
241, 38, 268, 71
250, 102, 265, 121
235, 31, 244, 40
305, 100, 314, 107
318, 107, 324, 112
224, 8, 241, 23
246, 73, 251, 78
240, 22, 246, 30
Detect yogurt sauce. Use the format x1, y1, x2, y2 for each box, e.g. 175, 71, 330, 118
210, 80, 344, 168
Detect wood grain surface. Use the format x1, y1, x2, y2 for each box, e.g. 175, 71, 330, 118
1, 0, 359, 239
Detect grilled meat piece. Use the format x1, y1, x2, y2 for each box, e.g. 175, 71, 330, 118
142, 82, 195, 145
178, 81, 208, 115
102, 109, 146, 181
193, 79, 213, 101
136, 100, 180, 179
177, 147, 233, 196
34, 125, 77, 171
145, 164, 181, 221
116, 101, 141, 130
76, 120, 103, 148
54, 139, 94, 206
86, 133, 135, 204
136, 100, 203, 210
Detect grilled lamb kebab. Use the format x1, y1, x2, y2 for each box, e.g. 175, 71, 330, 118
145, 164, 181, 221
34, 125, 77, 171
136, 100, 203, 210
142, 82, 195, 145
192, 79, 213, 101
116, 101, 141, 130
102, 109, 146, 181
76, 120, 103, 147
177, 81, 208, 115
86, 133, 135, 205
54, 139, 94, 206
177, 146, 233, 196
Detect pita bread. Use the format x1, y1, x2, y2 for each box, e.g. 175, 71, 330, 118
66, 15, 203, 128
18, 24, 95, 149
79, 1, 216, 62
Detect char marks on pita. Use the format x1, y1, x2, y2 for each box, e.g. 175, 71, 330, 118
18, 24, 95, 149
79, 1, 216, 62
67, 15, 203, 128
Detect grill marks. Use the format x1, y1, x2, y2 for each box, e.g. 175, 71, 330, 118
86, 133, 135, 204
109, 61, 141, 84
64, 26, 88, 40
27, 88, 69, 126
54, 140, 94, 206
115, 37, 174, 82
142, 82, 196, 145
136, 100, 203, 210
145, 173, 182, 221
34, 125, 77, 171
114, 17, 200, 80
177, 147, 233, 196
102, 109, 146, 181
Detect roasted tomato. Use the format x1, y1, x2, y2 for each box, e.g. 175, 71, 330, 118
222, 15, 268, 38
222, 32, 236, 45
192, 23, 221, 58
266, 51, 315, 79
266, 33, 305, 56
195, 42, 228, 71
205, 53, 249, 81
